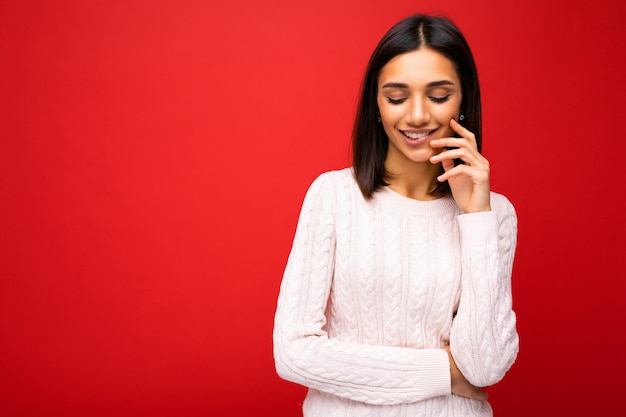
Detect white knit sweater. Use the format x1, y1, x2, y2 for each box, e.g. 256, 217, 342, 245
273, 168, 519, 417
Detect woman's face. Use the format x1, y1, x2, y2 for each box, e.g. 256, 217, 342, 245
377, 47, 462, 167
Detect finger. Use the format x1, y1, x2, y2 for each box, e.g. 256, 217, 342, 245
436, 163, 478, 183
475, 390, 489, 401
430, 137, 476, 153
430, 147, 465, 163
429, 137, 465, 148
430, 146, 481, 168
456, 384, 489, 401
436, 163, 462, 182
439, 158, 455, 176
450, 118, 477, 147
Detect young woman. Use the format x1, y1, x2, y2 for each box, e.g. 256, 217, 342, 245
273, 13, 519, 417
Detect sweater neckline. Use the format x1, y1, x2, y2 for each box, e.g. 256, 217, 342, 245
374, 186, 459, 217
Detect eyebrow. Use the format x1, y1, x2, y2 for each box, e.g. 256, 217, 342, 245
381, 80, 456, 89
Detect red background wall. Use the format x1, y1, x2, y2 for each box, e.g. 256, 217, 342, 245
1, 0, 625, 416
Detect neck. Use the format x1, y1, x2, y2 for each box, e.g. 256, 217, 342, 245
384, 159, 441, 201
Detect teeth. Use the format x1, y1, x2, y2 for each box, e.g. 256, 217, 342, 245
403, 131, 430, 139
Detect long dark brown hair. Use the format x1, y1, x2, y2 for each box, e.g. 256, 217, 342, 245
352, 14, 482, 199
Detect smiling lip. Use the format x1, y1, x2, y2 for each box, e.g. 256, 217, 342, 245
400, 128, 438, 146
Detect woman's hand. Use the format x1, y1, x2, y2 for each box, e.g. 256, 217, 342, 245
444, 345, 489, 401
429, 119, 491, 213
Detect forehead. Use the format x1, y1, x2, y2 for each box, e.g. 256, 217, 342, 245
378, 48, 460, 85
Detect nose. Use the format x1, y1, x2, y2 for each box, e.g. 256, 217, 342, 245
406, 97, 431, 126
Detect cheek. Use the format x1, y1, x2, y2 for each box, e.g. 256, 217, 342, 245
376, 97, 388, 117
380, 111, 402, 137
378, 102, 402, 124
432, 101, 461, 125
436, 99, 461, 118
378, 110, 398, 138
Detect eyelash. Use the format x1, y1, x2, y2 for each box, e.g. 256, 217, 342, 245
386, 95, 451, 105
430, 95, 450, 103
386, 98, 406, 104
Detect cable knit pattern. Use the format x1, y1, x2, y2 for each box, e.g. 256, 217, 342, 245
273, 168, 519, 417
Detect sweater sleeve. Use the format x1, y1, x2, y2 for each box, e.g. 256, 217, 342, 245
273, 173, 451, 405
449, 193, 519, 388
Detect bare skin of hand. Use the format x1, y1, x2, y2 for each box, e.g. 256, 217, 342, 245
444, 345, 488, 401
429, 119, 491, 214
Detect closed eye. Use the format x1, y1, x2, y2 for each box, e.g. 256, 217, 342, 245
429, 95, 450, 103
386, 97, 407, 105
